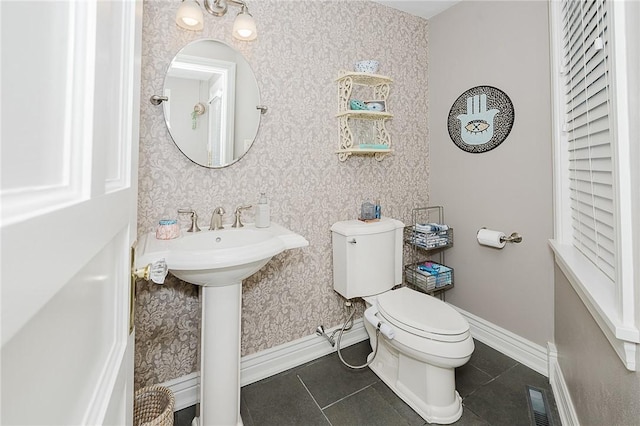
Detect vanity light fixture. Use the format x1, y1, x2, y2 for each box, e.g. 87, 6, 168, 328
231, 4, 257, 41
176, 0, 204, 31
176, 0, 257, 41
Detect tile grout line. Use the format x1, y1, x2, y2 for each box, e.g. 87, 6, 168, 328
296, 374, 333, 426
319, 381, 379, 411
464, 362, 521, 399
470, 357, 519, 378
461, 404, 485, 425
490, 362, 520, 380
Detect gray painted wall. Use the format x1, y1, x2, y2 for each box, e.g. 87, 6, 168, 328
555, 266, 640, 424
427, 1, 554, 346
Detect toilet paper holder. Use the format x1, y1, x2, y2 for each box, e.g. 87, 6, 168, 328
500, 232, 523, 244
478, 227, 523, 244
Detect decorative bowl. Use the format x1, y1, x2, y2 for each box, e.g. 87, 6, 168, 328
350, 99, 367, 110
354, 60, 379, 73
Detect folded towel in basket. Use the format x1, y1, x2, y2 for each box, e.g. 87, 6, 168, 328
415, 223, 449, 233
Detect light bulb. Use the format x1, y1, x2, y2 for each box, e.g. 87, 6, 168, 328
237, 28, 253, 38
232, 9, 257, 41
176, 0, 204, 31
181, 16, 199, 26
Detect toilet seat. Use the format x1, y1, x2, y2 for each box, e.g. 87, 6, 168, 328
377, 287, 469, 342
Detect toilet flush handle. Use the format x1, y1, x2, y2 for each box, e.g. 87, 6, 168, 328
348, 238, 357, 244
364, 306, 395, 340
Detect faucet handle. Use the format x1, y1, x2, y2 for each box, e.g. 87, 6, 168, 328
178, 208, 201, 232
232, 205, 252, 228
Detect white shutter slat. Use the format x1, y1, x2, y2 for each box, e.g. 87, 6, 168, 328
566, 85, 608, 121
572, 230, 616, 263
569, 168, 613, 185
566, 3, 605, 66
570, 180, 614, 203
567, 129, 611, 150
571, 228, 616, 263
567, 20, 601, 65
569, 157, 613, 174
570, 199, 615, 233
566, 57, 609, 99
568, 100, 609, 130
567, 55, 608, 94
568, 116, 610, 139
568, 131, 611, 156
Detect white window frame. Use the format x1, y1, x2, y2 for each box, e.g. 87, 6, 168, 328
549, 0, 640, 370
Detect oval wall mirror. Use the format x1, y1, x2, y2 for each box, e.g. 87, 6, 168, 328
162, 39, 261, 168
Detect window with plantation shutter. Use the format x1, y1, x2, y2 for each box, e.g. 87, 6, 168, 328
561, 0, 616, 281
551, 0, 640, 371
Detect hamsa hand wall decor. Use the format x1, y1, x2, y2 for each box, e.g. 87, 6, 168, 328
447, 86, 515, 153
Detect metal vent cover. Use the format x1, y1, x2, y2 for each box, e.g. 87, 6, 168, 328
526, 385, 553, 426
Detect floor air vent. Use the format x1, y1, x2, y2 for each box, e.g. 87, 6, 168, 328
526, 385, 553, 426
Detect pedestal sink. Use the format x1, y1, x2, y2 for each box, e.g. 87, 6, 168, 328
136, 223, 309, 425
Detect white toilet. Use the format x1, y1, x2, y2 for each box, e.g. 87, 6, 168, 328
331, 217, 474, 424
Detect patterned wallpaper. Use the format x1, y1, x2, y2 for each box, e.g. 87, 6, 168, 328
135, 0, 430, 388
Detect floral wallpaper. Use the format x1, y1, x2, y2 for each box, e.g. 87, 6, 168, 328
135, 0, 430, 389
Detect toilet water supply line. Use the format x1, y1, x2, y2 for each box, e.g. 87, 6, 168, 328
333, 300, 395, 370
316, 301, 354, 347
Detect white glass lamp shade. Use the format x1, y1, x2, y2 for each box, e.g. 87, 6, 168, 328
232, 10, 257, 41
176, 0, 204, 31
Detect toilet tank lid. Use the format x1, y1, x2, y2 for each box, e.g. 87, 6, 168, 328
331, 217, 404, 236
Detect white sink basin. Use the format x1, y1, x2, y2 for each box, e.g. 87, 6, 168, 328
136, 222, 309, 286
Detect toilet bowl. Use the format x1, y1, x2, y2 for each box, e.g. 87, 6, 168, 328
364, 287, 474, 424
331, 218, 474, 424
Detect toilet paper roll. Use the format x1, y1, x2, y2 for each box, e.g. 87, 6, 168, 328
477, 228, 506, 248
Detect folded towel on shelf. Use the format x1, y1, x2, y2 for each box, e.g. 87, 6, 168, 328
409, 230, 451, 249
415, 223, 449, 233
417, 262, 451, 275
411, 234, 449, 245
413, 262, 451, 287
357, 143, 389, 150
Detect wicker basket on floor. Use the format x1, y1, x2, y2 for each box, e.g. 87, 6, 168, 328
134, 385, 175, 426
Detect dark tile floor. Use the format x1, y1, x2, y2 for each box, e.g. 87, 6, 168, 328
175, 339, 561, 426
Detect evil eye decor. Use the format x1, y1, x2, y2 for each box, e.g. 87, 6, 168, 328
366, 102, 385, 112
447, 85, 514, 153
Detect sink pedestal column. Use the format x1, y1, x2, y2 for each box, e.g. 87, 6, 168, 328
196, 282, 243, 426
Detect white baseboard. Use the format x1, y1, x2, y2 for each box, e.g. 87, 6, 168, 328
450, 305, 549, 376
241, 318, 367, 386
160, 319, 368, 411
159, 372, 199, 412
548, 343, 580, 425
162, 308, 555, 412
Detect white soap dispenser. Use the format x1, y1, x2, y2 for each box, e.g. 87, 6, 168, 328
255, 192, 270, 228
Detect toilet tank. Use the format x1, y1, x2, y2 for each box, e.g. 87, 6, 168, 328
331, 217, 405, 300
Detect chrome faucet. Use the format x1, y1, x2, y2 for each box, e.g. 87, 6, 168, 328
210, 207, 225, 230
232, 205, 252, 228
178, 208, 201, 232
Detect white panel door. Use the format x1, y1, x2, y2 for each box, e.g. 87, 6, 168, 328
1, 0, 142, 424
